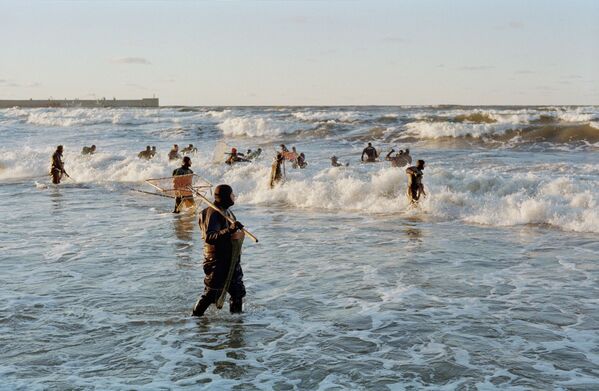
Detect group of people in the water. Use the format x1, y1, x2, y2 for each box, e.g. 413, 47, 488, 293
51, 141, 426, 203
48, 141, 426, 319
224, 147, 263, 165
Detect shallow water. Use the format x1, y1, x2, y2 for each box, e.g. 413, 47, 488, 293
1, 106, 598, 389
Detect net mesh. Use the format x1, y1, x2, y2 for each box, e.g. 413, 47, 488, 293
145, 174, 212, 197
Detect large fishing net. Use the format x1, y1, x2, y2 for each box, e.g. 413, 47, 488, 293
145, 174, 212, 197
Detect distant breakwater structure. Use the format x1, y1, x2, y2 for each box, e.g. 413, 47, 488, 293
0, 97, 159, 108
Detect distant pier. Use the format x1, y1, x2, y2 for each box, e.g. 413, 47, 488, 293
0, 98, 159, 108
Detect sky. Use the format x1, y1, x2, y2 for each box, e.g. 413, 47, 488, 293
0, 0, 598, 106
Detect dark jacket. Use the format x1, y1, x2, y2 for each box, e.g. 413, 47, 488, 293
172, 166, 193, 176
51, 151, 64, 171
198, 206, 239, 289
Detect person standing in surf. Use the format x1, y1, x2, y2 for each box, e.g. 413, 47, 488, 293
270, 152, 285, 188
361, 143, 379, 162
192, 184, 246, 316
50, 145, 67, 184
168, 144, 181, 161
406, 159, 426, 204
172, 156, 194, 213
81, 145, 96, 155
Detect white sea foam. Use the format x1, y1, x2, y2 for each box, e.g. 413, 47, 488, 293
292, 110, 362, 122
0, 107, 210, 128
404, 121, 514, 139
1, 144, 596, 233
217, 116, 305, 138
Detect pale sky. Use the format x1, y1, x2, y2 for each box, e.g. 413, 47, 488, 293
1, 0, 598, 105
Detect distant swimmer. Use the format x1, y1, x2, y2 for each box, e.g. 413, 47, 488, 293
246, 148, 262, 160
361, 143, 379, 162
151, 146, 157, 157
296, 152, 308, 169
386, 149, 408, 167
406, 159, 426, 204
172, 156, 194, 213
181, 144, 198, 154
280, 144, 289, 153
81, 145, 96, 155
182, 144, 198, 154
192, 184, 246, 316
50, 145, 68, 184
138, 146, 153, 160
270, 152, 285, 188
403, 148, 412, 165
290, 147, 304, 168
168, 144, 181, 161
225, 148, 249, 165
331, 155, 348, 167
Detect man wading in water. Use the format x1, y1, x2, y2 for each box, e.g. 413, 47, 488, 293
406, 159, 426, 204
50, 145, 68, 184
361, 142, 379, 162
172, 156, 194, 213
192, 184, 246, 316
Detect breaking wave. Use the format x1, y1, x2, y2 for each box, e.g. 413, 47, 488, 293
0, 145, 597, 234
217, 116, 306, 138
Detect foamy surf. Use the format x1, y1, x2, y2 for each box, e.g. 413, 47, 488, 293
1, 105, 598, 390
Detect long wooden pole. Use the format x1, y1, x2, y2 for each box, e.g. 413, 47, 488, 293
130, 188, 176, 199
188, 187, 259, 243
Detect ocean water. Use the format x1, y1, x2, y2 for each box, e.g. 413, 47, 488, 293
0, 106, 598, 389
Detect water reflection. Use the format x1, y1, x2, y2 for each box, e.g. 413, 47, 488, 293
49, 187, 63, 213
403, 226, 423, 245
173, 214, 195, 263
173, 214, 195, 242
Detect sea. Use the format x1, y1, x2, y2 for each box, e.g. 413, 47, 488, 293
0, 106, 598, 390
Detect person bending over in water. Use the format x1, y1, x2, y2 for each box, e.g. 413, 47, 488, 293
225, 148, 249, 165
296, 152, 308, 169
81, 145, 96, 155
181, 144, 197, 154
168, 144, 181, 161
386, 149, 409, 167
172, 156, 194, 213
50, 145, 67, 184
361, 143, 379, 162
406, 159, 426, 204
331, 156, 343, 167
192, 184, 246, 316
138, 146, 153, 160
246, 148, 262, 160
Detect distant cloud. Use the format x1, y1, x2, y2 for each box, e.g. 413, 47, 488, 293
124, 83, 149, 90
563, 74, 583, 79
534, 85, 557, 91
282, 15, 308, 24
515, 70, 534, 74
458, 65, 495, 71
381, 36, 407, 44
319, 49, 337, 56
0, 79, 40, 87
508, 21, 525, 29
112, 57, 151, 65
